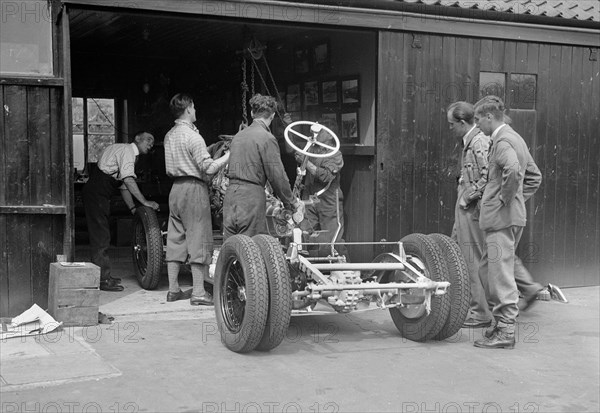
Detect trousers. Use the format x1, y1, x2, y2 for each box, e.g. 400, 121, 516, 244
82, 168, 120, 281
454, 198, 491, 322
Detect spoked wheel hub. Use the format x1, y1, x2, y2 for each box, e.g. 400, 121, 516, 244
221, 260, 247, 333
131, 206, 163, 290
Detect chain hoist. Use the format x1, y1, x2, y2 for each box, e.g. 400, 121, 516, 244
245, 39, 286, 123
250, 62, 256, 97
240, 58, 249, 129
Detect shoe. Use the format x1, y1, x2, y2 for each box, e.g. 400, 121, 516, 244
190, 292, 214, 306
548, 283, 568, 303
109, 276, 121, 283
462, 318, 492, 328
474, 330, 516, 349
100, 278, 124, 292
520, 289, 543, 311
166, 288, 193, 302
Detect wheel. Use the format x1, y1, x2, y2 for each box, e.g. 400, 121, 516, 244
284, 121, 340, 158
214, 235, 269, 353
428, 233, 470, 340
132, 206, 163, 290
389, 233, 450, 342
252, 234, 292, 351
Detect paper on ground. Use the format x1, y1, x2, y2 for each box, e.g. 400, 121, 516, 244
0, 304, 62, 340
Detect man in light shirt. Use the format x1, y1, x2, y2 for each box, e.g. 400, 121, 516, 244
163, 93, 229, 305
83, 131, 159, 291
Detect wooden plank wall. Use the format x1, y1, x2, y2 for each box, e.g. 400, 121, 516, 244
340, 154, 375, 263
0, 85, 66, 316
377, 31, 600, 287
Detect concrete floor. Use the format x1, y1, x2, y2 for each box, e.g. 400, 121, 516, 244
1, 249, 598, 413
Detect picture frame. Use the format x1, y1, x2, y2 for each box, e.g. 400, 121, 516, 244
311, 41, 330, 73
303, 81, 319, 108
341, 76, 360, 106
319, 112, 340, 136
320, 79, 339, 105
286, 84, 301, 112
293, 47, 310, 75
341, 111, 359, 143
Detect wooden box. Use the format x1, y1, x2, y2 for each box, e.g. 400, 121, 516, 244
48, 262, 100, 326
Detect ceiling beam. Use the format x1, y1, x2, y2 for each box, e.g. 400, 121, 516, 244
61, 0, 600, 47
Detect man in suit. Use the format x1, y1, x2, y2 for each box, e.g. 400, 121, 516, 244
447, 101, 492, 328
473, 96, 542, 349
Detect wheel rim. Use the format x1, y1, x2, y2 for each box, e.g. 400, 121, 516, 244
133, 220, 148, 277
399, 255, 428, 319
221, 258, 246, 333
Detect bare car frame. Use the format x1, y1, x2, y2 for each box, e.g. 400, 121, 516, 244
131, 121, 469, 353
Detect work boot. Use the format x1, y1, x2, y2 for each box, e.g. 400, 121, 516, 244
475, 321, 515, 349
483, 319, 498, 338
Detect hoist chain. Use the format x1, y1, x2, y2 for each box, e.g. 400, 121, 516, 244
240, 58, 249, 128
250, 62, 256, 96
247, 52, 286, 123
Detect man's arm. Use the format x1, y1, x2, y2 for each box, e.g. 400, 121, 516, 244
190, 136, 230, 176
462, 136, 489, 205
523, 158, 542, 201
471, 136, 489, 194
263, 137, 297, 210
122, 177, 159, 211
496, 141, 521, 205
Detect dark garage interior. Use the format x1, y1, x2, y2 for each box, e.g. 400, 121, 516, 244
68, 7, 378, 260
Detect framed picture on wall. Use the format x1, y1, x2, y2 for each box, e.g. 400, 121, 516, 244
286, 84, 301, 112
341, 111, 359, 143
311, 41, 330, 73
319, 112, 340, 135
341, 76, 360, 106
303, 81, 319, 108
294, 47, 310, 74
320, 79, 339, 105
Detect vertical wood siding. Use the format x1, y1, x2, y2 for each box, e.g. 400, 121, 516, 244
0, 85, 66, 316
377, 31, 600, 287
340, 155, 375, 263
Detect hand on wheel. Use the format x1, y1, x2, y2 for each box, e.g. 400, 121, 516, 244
145, 201, 160, 211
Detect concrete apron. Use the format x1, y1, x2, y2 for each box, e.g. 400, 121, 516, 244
1, 253, 598, 412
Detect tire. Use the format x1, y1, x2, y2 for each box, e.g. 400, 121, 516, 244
214, 235, 269, 353
429, 233, 470, 340
132, 206, 163, 290
389, 233, 450, 341
253, 234, 292, 352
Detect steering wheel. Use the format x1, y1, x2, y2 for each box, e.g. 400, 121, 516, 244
284, 121, 340, 158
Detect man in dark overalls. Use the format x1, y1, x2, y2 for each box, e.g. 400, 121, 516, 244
223, 94, 300, 240
83, 132, 159, 291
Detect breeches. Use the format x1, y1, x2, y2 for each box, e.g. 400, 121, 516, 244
166, 179, 213, 265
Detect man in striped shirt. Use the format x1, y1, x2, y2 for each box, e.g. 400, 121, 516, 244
164, 93, 229, 306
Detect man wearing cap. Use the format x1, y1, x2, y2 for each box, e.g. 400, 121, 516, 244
83, 131, 159, 291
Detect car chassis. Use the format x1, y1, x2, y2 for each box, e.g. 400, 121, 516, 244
132, 121, 469, 353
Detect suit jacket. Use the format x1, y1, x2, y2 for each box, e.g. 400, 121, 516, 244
479, 125, 542, 232
457, 127, 490, 205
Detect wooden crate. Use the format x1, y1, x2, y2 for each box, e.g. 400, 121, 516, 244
48, 262, 100, 326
